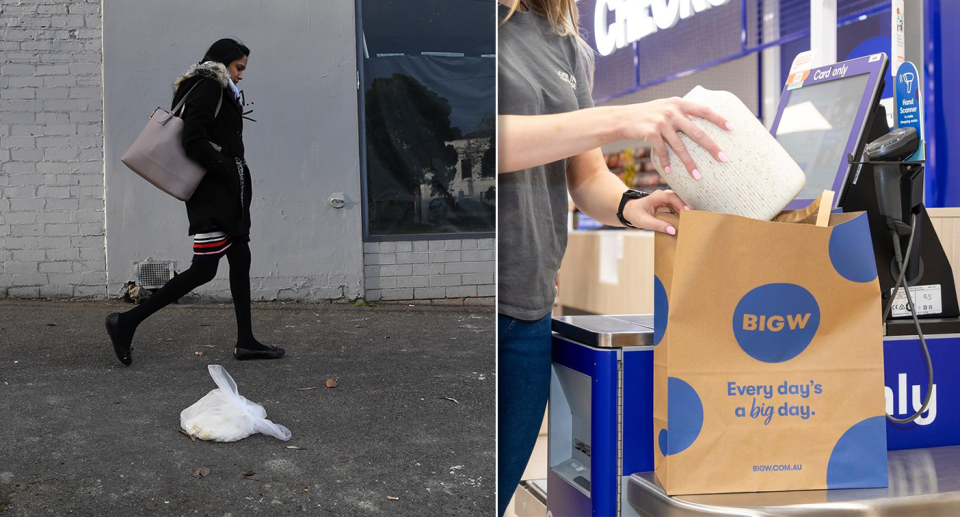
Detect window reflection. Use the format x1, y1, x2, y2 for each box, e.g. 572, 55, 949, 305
361, 0, 495, 236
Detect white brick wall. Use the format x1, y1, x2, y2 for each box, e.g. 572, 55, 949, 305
0, 0, 105, 299
169, 276, 350, 304
363, 238, 495, 305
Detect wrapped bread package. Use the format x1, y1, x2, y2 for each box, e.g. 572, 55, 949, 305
650, 86, 806, 221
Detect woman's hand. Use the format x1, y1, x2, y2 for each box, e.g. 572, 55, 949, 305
615, 98, 732, 180
621, 190, 689, 235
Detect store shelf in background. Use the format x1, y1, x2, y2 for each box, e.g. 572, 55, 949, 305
604, 146, 668, 192
558, 230, 655, 316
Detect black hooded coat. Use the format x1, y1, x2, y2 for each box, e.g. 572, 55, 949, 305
171, 62, 252, 236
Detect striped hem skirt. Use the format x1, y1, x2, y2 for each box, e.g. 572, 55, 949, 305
192, 231, 250, 262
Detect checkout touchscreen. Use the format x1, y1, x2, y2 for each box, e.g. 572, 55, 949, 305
771, 54, 888, 209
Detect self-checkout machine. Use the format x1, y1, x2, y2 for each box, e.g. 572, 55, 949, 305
620, 52, 960, 515
770, 52, 960, 449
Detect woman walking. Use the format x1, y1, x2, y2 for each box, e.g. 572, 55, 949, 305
497, 1, 734, 514
106, 38, 283, 365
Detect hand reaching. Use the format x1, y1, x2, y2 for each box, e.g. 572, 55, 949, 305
617, 97, 733, 180
622, 190, 690, 235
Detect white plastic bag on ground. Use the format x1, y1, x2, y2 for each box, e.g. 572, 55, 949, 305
180, 365, 291, 442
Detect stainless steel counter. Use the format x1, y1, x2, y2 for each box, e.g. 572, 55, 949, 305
552, 314, 655, 348
628, 446, 960, 516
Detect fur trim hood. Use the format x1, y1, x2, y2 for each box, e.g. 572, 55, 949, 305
173, 61, 230, 91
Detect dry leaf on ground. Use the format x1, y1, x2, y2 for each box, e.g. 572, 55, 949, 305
192, 466, 210, 479
326, 379, 338, 388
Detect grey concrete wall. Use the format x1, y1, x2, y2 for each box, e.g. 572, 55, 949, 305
102, 1, 364, 302
0, 0, 106, 299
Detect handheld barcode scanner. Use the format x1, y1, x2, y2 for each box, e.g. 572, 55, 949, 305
866, 126, 919, 161
868, 127, 920, 235
866, 128, 924, 286
854, 126, 927, 318
856, 126, 935, 424
843, 123, 959, 328
855, 126, 955, 328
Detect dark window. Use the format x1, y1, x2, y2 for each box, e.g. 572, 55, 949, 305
359, 0, 495, 238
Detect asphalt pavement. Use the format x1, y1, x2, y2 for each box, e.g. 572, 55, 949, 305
0, 299, 495, 516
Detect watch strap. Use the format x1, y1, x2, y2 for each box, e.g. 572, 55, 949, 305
617, 189, 649, 229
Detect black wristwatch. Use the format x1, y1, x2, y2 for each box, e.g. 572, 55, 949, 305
617, 189, 649, 229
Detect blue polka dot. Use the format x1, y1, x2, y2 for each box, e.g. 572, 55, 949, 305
733, 284, 820, 363
654, 276, 668, 346
829, 214, 878, 283
827, 416, 888, 489
657, 377, 704, 456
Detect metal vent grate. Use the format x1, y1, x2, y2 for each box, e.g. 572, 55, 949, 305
134, 260, 175, 289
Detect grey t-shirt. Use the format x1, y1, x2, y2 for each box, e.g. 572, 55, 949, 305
498, 5, 595, 320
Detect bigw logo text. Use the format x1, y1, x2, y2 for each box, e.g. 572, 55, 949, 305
733, 284, 820, 363
742, 313, 812, 332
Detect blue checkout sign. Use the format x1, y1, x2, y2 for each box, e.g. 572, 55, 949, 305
894, 61, 925, 161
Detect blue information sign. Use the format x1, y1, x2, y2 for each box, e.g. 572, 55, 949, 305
894, 61, 925, 161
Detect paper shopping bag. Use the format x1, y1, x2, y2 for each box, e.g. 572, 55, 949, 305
653, 197, 888, 495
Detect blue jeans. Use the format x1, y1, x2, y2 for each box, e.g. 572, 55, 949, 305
498, 313, 553, 517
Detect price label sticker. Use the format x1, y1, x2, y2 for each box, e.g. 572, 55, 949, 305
786, 51, 815, 89
890, 285, 942, 317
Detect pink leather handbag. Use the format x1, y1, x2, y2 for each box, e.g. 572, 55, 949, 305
121, 82, 222, 201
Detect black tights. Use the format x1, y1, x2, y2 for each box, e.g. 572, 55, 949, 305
118, 241, 267, 350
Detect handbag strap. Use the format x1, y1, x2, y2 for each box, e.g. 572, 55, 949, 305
173, 78, 224, 118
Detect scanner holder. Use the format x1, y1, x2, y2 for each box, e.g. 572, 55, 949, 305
840, 106, 959, 320
846, 158, 926, 284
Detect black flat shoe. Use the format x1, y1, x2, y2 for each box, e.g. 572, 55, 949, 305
234, 345, 285, 360
105, 313, 132, 366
